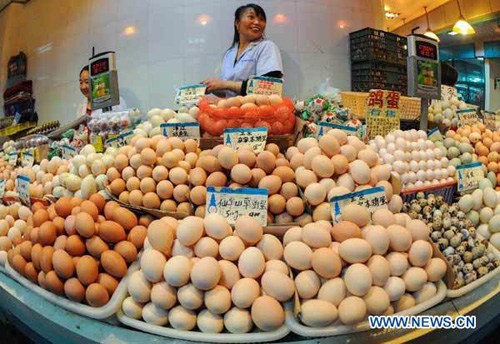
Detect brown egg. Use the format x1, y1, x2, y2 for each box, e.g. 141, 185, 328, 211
190, 186, 207, 206
268, 194, 286, 214
161, 200, 177, 212
196, 155, 221, 173
97, 273, 119, 296
86, 283, 110, 307
114, 154, 129, 171
140, 177, 156, 194
218, 147, 239, 170
110, 179, 126, 196
156, 180, 174, 200
98, 221, 126, 243
119, 191, 130, 203
89, 194, 105, 214
143, 192, 161, 209
11, 254, 27, 274
19, 241, 32, 261
106, 167, 121, 182
24, 262, 38, 283
101, 250, 128, 278
112, 207, 138, 231
70, 197, 83, 208
258, 175, 282, 195
71, 206, 81, 216
114, 241, 138, 263
52, 249, 75, 279
141, 148, 157, 166
332, 221, 361, 242
272, 166, 295, 183
103, 201, 120, 219
55, 197, 73, 218
205, 172, 227, 187
45, 271, 64, 295
52, 217, 65, 236
64, 278, 85, 302
39, 221, 57, 246
128, 190, 144, 206
31, 243, 43, 270
33, 209, 50, 227
76, 255, 99, 286
39, 246, 55, 272
189, 168, 207, 186
249, 168, 266, 187
128, 225, 147, 250
80, 200, 99, 221
139, 215, 154, 227
85, 236, 109, 258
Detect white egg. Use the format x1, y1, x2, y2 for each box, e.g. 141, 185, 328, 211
415, 180, 424, 188
431, 180, 440, 186
411, 142, 418, 151
446, 177, 454, 183
387, 143, 396, 154
394, 130, 404, 138
394, 150, 405, 161
408, 161, 418, 172
426, 160, 435, 170
369, 142, 377, 150
440, 157, 449, 168
384, 163, 392, 173
408, 171, 417, 183
403, 152, 411, 161
418, 130, 427, 139
447, 166, 456, 177
423, 180, 431, 187
419, 151, 427, 161
386, 134, 395, 143
426, 170, 435, 180
416, 170, 426, 181
404, 131, 412, 140
425, 140, 434, 149
395, 138, 406, 148
394, 161, 406, 174
426, 149, 435, 160
384, 154, 395, 164
379, 148, 388, 157
401, 173, 410, 184
411, 151, 420, 162
418, 161, 426, 170
433, 148, 442, 159
406, 182, 415, 189
417, 139, 425, 150
434, 160, 441, 169
433, 169, 442, 179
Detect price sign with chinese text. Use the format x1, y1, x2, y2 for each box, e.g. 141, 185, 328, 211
105, 136, 120, 149
427, 127, 443, 141
366, 90, 401, 139
483, 111, 500, 131
441, 85, 458, 102
205, 186, 268, 226
457, 109, 480, 127
119, 130, 134, 147
456, 162, 484, 193
330, 187, 387, 224
17, 175, 31, 207
161, 123, 200, 144
175, 84, 207, 106
0, 179, 6, 199
316, 122, 358, 139
8, 152, 17, 166
62, 145, 78, 160
224, 127, 268, 153
246, 76, 283, 96
22, 151, 34, 168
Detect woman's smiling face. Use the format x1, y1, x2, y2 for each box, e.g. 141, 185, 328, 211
236, 8, 266, 42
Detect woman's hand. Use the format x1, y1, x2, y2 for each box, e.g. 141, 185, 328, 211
201, 78, 228, 93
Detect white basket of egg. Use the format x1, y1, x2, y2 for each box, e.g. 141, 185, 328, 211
370, 129, 456, 192
117, 214, 291, 342
283, 205, 448, 337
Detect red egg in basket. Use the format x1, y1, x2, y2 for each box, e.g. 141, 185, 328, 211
271, 121, 284, 135
255, 120, 272, 131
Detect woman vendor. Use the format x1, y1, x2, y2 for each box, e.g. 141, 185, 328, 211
202, 3, 283, 97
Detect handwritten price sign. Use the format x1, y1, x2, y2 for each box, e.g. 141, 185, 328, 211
246, 76, 283, 96
17, 175, 31, 207
366, 89, 401, 139
457, 109, 480, 127
161, 123, 200, 144
175, 84, 207, 106
206, 186, 268, 226
330, 186, 387, 224
456, 162, 484, 193
224, 127, 268, 154
62, 145, 78, 160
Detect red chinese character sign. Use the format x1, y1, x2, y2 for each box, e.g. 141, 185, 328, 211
366, 89, 401, 139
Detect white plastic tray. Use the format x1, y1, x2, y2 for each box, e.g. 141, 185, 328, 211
5, 260, 139, 319
285, 280, 447, 337
117, 310, 290, 343
446, 240, 500, 298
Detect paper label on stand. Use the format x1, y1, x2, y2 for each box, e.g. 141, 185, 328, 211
316, 122, 358, 139
205, 186, 268, 226
456, 162, 483, 193
223, 127, 268, 153
366, 89, 401, 139
0, 179, 6, 199
22, 151, 34, 168
119, 130, 134, 146
160, 123, 200, 143
483, 111, 500, 131
17, 175, 31, 207
427, 127, 443, 141
457, 109, 480, 127
105, 136, 120, 149
246, 76, 283, 96
175, 84, 207, 106
62, 145, 77, 160
330, 187, 387, 224
441, 85, 458, 102
8, 152, 17, 166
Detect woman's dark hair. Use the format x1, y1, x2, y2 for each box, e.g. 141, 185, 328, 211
79, 65, 89, 78
231, 4, 266, 47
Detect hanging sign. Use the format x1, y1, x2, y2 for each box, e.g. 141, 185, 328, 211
8, 152, 18, 166
62, 145, 78, 160
224, 127, 268, 153
366, 89, 401, 139
456, 162, 484, 193
161, 123, 200, 143
205, 186, 268, 226
175, 84, 207, 106
246, 76, 283, 96
330, 187, 387, 224
457, 108, 480, 127
17, 175, 31, 207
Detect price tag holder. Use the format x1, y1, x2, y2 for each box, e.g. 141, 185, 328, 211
330, 186, 387, 224
246, 76, 283, 96
316, 122, 358, 139
457, 109, 480, 127
483, 111, 500, 131
0, 179, 6, 199
22, 151, 34, 168
8, 152, 17, 166
175, 84, 207, 106
62, 145, 78, 159
224, 127, 268, 153
427, 127, 443, 141
161, 123, 200, 144
205, 186, 268, 226
456, 162, 484, 193
17, 175, 31, 207
119, 130, 134, 147
105, 136, 121, 149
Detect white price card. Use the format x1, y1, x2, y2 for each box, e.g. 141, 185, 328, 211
8, 152, 17, 166
105, 136, 121, 149
62, 145, 78, 159
161, 123, 200, 143
17, 175, 31, 207
456, 162, 484, 193
427, 127, 443, 141
175, 84, 207, 106
119, 130, 134, 146
224, 127, 268, 154
22, 151, 34, 168
316, 122, 358, 139
457, 109, 480, 127
205, 186, 268, 226
0, 179, 6, 199
246, 76, 283, 96
483, 111, 500, 131
330, 186, 387, 224
441, 85, 458, 102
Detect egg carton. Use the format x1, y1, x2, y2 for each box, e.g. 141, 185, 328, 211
117, 309, 290, 343
5, 260, 139, 319
284, 280, 446, 337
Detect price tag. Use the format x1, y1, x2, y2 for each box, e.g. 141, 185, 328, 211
441, 85, 458, 102
105, 136, 121, 149
17, 175, 31, 207
119, 130, 135, 147
62, 145, 78, 159
456, 162, 484, 193
175, 84, 207, 106
161, 123, 200, 144
8, 152, 17, 166
224, 127, 268, 153
22, 151, 34, 167
457, 109, 480, 127
366, 89, 401, 139
0, 179, 6, 199
330, 186, 387, 224
246, 76, 283, 96
427, 127, 443, 141
206, 186, 268, 226
483, 111, 500, 131
316, 122, 358, 139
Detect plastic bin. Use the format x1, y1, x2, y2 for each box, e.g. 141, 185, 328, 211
400, 182, 457, 204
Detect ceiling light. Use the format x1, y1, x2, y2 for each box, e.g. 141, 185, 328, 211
385, 11, 400, 19
452, 0, 475, 35
423, 6, 439, 42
